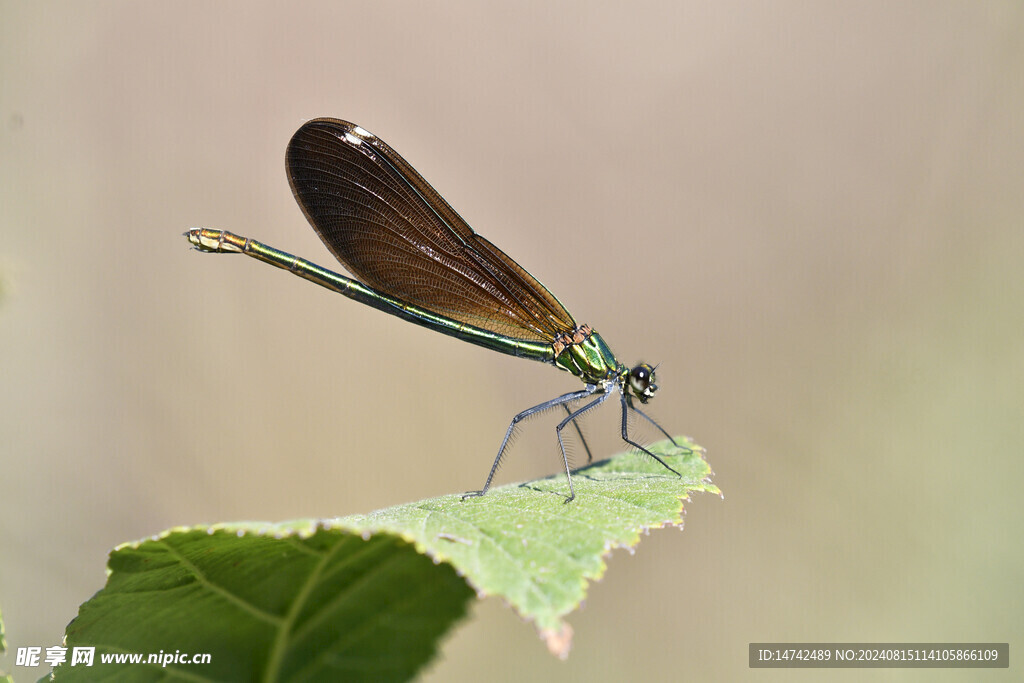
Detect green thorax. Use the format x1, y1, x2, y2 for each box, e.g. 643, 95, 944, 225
553, 324, 624, 384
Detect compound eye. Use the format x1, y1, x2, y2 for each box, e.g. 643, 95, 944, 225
629, 364, 658, 402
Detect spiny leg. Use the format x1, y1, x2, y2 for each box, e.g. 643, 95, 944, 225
625, 394, 691, 452
554, 390, 614, 503
620, 392, 682, 477
563, 403, 595, 463
462, 386, 598, 500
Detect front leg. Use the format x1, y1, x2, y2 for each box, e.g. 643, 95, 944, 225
625, 393, 691, 453
620, 392, 682, 477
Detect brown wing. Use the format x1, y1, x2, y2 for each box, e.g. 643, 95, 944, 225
285, 118, 577, 342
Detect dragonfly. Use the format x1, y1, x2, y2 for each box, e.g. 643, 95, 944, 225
185, 118, 688, 502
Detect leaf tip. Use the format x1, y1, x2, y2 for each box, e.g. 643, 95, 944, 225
540, 623, 574, 659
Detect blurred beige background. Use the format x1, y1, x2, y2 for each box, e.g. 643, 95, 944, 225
2, 2, 1021, 681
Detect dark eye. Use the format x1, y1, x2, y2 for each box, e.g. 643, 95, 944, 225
629, 365, 650, 392
629, 363, 658, 402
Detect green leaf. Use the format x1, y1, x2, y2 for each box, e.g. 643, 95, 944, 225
54, 438, 716, 680
339, 437, 717, 656
55, 530, 473, 682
